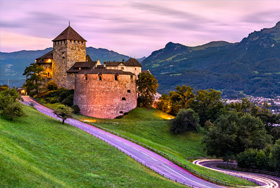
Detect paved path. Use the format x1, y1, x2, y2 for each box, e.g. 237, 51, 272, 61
194, 159, 280, 188
21, 96, 222, 188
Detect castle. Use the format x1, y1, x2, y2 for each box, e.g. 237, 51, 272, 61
35, 25, 142, 119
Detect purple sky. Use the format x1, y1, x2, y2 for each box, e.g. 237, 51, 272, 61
1, 0, 280, 57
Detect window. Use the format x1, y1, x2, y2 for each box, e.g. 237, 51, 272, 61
84, 74, 87, 80
72, 73, 74, 76
99, 74, 102, 81
122, 97, 126, 101
47, 72, 50, 78
130, 75, 133, 82
127, 90, 131, 93
121, 67, 124, 70
119, 111, 123, 114
135, 68, 137, 70
115, 74, 119, 81
79, 67, 81, 70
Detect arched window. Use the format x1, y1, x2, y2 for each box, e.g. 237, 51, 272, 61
84, 74, 88, 80
98, 74, 102, 81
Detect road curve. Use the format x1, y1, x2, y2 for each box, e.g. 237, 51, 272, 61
21, 96, 222, 188
194, 159, 280, 188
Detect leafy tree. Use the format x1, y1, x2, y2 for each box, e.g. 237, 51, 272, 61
54, 105, 73, 124
137, 72, 158, 107
202, 111, 271, 158
0, 88, 25, 121
156, 94, 172, 113
191, 89, 224, 126
170, 108, 199, 134
46, 80, 58, 90
270, 127, 280, 142
271, 139, 280, 172
23, 63, 45, 95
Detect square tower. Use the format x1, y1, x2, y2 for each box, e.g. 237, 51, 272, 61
52, 25, 86, 89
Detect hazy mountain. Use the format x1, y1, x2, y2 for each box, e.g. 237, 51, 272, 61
142, 22, 280, 98
0, 47, 132, 88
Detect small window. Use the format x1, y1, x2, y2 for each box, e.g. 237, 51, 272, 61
121, 67, 124, 70
122, 97, 126, 101
115, 74, 119, 81
47, 72, 50, 77
135, 68, 137, 70
127, 90, 131, 93
130, 75, 133, 81
72, 73, 74, 76
99, 75, 102, 81
84, 74, 87, 80
79, 67, 81, 70
119, 111, 123, 114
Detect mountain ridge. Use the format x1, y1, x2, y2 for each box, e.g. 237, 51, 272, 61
142, 22, 280, 98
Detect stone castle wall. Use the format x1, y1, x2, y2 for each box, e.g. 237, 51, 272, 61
74, 73, 137, 119
53, 40, 86, 89
107, 66, 141, 78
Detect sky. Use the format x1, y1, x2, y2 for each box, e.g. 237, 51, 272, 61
1, 0, 280, 57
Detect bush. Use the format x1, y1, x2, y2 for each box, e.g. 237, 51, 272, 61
71, 105, 80, 114
46, 80, 58, 90
50, 97, 59, 104
62, 95, 73, 106
170, 108, 199, 134
59, 90, 74, 102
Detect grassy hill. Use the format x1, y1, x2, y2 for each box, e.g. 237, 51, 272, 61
70, 107, 256, 186
142, 22, 280, 98
0, 104, 187, 188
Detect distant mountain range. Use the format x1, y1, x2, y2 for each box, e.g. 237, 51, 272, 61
0, 47, 140, 88
142, 21, 280, 98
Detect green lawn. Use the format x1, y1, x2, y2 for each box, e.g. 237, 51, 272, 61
74, 107, 257, 186
0, 105, 187, 188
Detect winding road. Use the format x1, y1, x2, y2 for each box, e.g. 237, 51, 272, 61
194, 159, 280, 188
21, 96, 279, 188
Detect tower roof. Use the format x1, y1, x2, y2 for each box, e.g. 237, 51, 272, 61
53, 26, 86, 42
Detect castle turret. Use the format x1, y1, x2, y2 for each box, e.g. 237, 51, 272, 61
52, 25, 87, 89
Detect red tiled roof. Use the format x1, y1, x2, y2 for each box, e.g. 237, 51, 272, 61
53, 26, 86, 42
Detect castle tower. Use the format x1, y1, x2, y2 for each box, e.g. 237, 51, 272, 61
52, 25, 86, 89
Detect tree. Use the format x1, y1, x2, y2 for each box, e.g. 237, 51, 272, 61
23, 63, 45, 95
0, 88, 25, 121
137, 72, 158, 107
156, 94, 172, 113
54, 105, 73, 124
170, 109, 199, 134
46, 80, 58, 90
270, 139, 280, 172
202, 111, 271, 158
191, 89, 224, 126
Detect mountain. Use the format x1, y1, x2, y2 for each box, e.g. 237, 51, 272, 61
0, 47, 131, 88
142, 22, 280, 98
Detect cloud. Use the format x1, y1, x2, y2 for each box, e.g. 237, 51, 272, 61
242, 10, 280, 25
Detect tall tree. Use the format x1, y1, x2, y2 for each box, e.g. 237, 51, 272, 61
23, 63, 45, 95
191, 89, 224, 126
137, 72, 158, 107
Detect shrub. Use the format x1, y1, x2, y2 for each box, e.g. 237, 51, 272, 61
170, 108, 200, 134
62, 95, 73, 106
59, 90, 74, 102
71, 105, 80, 114
46, 80, 58, 90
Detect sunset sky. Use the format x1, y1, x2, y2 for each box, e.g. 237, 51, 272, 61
1, 0, 280, 57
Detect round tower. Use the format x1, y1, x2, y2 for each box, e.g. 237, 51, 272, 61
52, 25, 86, 89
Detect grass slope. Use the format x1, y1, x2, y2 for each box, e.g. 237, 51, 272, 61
0, 105, 186, 188
74, 107, 256, 186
